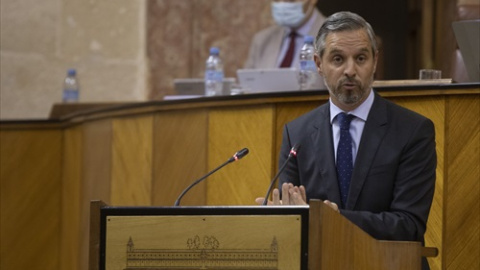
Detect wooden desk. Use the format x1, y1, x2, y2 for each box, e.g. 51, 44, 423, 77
1, 83, 479, 270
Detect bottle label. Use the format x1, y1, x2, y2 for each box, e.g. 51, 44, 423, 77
63, 89, 79, 102
205, 70, 224, 96
300, 60, 317, 71
205, 70, 224, 82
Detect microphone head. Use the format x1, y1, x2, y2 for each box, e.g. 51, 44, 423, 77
233, 148, 249, 161
289, 143, 300, 157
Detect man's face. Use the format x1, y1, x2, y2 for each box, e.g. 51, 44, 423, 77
315, 29, 378, 111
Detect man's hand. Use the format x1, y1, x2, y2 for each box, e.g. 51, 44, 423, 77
280, 183, 307, 205
255, 183, 341, 213
323, 200, 340, 212
255, 183, 307, 205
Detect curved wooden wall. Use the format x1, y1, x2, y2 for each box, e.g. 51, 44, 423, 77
1, 84, 479, 270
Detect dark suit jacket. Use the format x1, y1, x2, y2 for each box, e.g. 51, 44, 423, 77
279, 91, 436, 243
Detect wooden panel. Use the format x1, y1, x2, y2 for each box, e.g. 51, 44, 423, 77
80, 120, 113, 268
105, 214, 302, 269
309, 200, 422, 269
444, 95, 480, 269
82, 120, 113, 201
111, 116, 153, 205
0, 129, 62, 269
207, 105, 275, 205
1, 86, 478, 270
89, 200, 107, 270
420, 0, 435, 69
390, 95, 445, 270
152, 109, 208, 206
60, 125, 83, 270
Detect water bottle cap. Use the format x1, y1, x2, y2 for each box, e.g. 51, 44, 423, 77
209, 47, 220, 55
67, 69, 77, 76
304, 35, 314, 44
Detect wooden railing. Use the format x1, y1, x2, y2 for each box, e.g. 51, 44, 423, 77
1, 83, 479, 270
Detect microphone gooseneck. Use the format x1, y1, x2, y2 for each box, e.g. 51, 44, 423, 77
262, 144, 300, 205
174, 148, 249, 206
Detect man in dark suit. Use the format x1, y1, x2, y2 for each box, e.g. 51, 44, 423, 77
257, 11, 436, 269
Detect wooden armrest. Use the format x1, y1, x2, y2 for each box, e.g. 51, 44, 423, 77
421, 246, 439, 257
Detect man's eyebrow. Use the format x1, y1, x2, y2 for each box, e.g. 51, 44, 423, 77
327, 47, 371, 55
326, 48, 343, 55
359, 47, 371, 53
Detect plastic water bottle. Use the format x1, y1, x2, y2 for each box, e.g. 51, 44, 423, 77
63, 69, 79, 102
299, 36, 317, 90
204, 47, 224, 96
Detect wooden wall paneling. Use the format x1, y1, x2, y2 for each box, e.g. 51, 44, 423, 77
0, 87, 477, 270
111, 116, 153, 206
89, 200, 107, 270
152, 109, 208, 206
421, 0, 435, 69
444, 95, 480, 269
0, 129, 62, 270
60, 125, 83, 270
79, 119, 113, 268
390, 95, 446, 270
207, 105, 275, 205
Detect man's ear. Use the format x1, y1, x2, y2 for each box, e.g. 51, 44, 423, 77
314, 54, 323, 75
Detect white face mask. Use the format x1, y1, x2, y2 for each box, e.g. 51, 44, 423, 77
271, 2, 306, 28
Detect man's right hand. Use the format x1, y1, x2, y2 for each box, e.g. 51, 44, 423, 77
255, 183, 308, 205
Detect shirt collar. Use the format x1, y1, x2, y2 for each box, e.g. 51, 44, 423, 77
330, 89, 375, 123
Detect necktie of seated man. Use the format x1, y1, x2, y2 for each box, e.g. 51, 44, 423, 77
280, 31, 297, 68
336, 112, 354, 207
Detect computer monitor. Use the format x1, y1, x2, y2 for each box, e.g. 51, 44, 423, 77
237, 68, 326, 93
452, 20, 480, 82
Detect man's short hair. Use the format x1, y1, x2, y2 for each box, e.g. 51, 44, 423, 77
315, 11, 378, 58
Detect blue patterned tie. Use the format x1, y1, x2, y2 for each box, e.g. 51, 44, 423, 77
336, 112, 354, 207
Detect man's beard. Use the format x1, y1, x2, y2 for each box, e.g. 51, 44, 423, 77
326, 76, 373, 106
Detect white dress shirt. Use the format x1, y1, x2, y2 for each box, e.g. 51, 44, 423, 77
330, 90, 375, 165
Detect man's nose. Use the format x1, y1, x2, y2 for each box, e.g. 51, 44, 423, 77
344, 59, 356, 77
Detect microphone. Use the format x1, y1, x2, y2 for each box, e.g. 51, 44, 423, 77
174, 148, 249, 206
262, 143, 300, 205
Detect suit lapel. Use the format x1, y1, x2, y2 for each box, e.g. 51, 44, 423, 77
311, 104, 343, 204
346, 93, 389, 209
308, 10, 326, 37
262, 27, 285, 68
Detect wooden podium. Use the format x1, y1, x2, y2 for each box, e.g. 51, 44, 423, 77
308, 200, 437, 269
90, 200, 437, 270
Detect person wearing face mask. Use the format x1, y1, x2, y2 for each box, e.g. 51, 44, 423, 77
244, 0, 326, 69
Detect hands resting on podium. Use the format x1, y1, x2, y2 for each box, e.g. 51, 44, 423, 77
255, 183, 340, 213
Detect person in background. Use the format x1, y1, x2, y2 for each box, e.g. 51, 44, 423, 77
256, 11, 436, 270
244, 0, 326, 69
